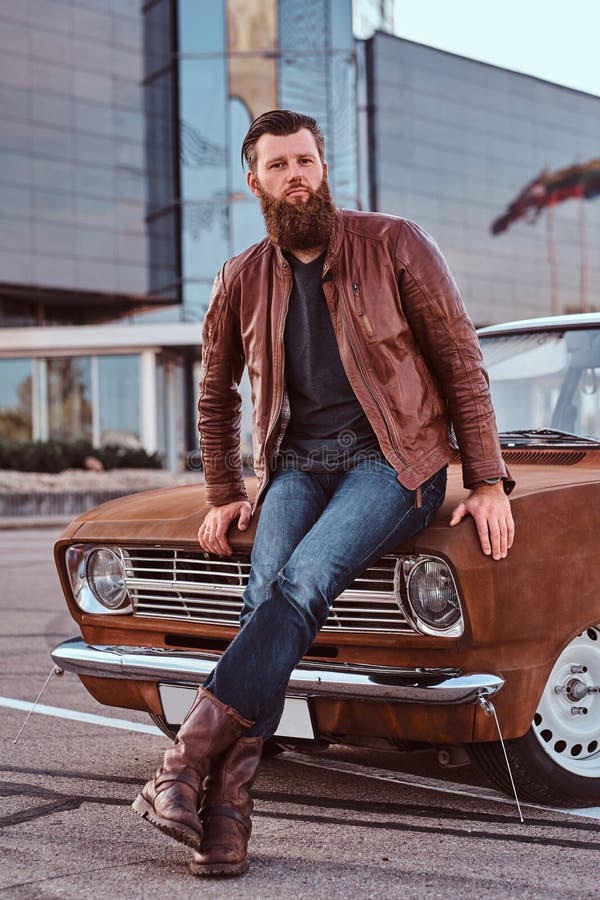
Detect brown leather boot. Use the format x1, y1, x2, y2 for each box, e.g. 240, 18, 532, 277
132, 688, 252, 850
189, 735, 263, 877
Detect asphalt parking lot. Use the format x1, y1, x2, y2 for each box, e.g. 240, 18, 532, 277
1, 526, 599, 899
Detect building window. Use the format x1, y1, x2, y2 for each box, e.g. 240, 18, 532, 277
0, 358, 33, 442
47, 357, 93, 442
98, 354, 141, 446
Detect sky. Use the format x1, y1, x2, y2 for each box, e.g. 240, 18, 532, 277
385, 0, 600, 98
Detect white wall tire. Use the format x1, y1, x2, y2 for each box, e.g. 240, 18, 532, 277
470, 625, 600, 806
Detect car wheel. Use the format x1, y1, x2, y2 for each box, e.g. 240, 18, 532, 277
470, 625, 600, 807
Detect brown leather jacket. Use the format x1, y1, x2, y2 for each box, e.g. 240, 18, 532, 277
198, 209, 510, 508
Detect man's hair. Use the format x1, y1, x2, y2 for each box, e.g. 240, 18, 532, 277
241, 109, 325, 172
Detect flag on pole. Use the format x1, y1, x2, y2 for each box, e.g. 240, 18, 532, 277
491, 159, 600, 235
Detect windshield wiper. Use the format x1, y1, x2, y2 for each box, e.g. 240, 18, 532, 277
499, 428, 600, 446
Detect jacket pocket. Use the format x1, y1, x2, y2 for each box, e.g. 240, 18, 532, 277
352, 282, 375, 338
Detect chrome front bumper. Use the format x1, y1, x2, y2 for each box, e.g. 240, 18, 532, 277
51, 638, 504, 705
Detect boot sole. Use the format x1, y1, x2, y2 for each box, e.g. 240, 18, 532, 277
132, 793, 202, 851
189, 860, 249, 877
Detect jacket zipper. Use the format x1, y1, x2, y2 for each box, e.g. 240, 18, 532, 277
332, 264, 407, 467
255, 270, 293, 507
342, 317, 407, 469
352, 282, 374, 337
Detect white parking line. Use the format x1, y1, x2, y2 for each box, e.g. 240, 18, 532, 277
0, 696, 162, 735
281, 751, 600, 822
2, 696, 598, 821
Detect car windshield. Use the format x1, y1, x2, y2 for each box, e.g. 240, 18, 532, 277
479, 327, 600, 442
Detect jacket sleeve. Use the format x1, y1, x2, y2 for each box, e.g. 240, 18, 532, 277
395, 221, 513, 492
197, 266, 249, 506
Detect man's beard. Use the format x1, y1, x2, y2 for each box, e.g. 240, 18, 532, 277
255, 176, 337, 251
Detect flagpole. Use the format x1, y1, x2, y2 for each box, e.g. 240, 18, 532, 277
546, 204, 560, 315
579, 196, 590, 312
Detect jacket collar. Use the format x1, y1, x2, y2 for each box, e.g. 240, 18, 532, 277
326, 208, 345, 262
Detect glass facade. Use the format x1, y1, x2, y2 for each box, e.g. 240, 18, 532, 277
365, 33, 600, 325
0, 0, 177, 325
0, 0, 360, 460
0, 358, 33, 442
47, 357, 93, 442
0, 351, 143, 448
176, 0, 359, 322
98, 354, 140, 445
143, 0, 180, 307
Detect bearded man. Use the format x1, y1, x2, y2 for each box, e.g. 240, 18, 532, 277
134, 109, 515, 877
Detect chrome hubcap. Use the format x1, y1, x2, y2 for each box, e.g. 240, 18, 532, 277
532, 625, 600, 777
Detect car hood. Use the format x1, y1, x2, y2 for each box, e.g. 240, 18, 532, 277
59, 452, 599, 550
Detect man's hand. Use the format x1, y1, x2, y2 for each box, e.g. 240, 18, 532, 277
198, 500, 252, 557
449, 483, 514, 560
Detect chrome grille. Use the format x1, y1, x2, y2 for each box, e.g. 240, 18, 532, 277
121, 548, 412, 634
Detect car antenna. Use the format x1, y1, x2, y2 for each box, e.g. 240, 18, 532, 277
478, 695, 525, 823
12, 664, 64, 744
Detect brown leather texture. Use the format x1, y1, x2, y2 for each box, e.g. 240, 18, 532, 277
133, 687, 252, 850
190, 736, 263, 876
198, 209, 509, 506
55, 449, 600, 744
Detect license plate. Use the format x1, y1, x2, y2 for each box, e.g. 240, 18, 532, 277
158, 683, 315, 740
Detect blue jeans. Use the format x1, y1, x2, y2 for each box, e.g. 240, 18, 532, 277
204, 458, 447, 740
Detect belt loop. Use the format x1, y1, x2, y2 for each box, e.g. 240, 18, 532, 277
414, 485, 422, 508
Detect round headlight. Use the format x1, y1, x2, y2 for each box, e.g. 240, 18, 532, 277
407, 559, 461, 631
86, 548, 128, 610
394, 556, 463, 636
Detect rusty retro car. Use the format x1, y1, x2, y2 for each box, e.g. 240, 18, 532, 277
52, 313, 600, 807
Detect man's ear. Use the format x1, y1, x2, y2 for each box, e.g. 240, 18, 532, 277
246, 169, 260, 198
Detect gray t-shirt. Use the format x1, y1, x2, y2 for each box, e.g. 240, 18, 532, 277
278, 251, 381, 472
